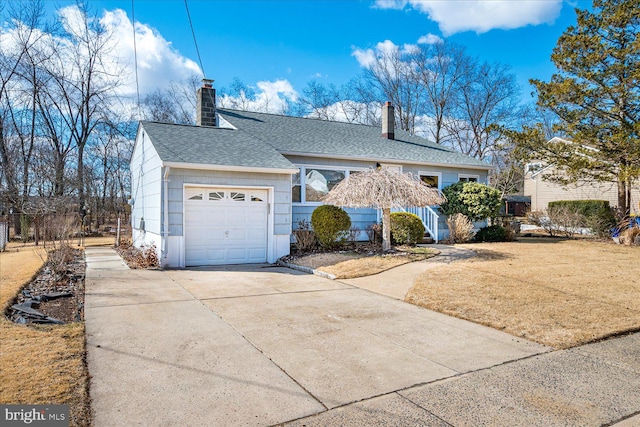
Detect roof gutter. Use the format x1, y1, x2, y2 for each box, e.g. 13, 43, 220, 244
162, 161, 299, 175
278, 151, 494, 171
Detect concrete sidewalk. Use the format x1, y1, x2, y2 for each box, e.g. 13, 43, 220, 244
85, 247, 640, 426
341, 244, 476, 300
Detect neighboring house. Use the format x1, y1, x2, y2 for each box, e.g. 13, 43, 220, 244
524, 138, 639, 215
130, 81, 491, 267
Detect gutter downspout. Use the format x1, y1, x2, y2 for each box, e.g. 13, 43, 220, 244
162, 166, 170, 266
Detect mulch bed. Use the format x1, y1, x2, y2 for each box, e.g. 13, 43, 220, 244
6, 248, 86, 324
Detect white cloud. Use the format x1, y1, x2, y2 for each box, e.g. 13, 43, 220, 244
98, 8, 201, 98
375, 0, 562, 35
352, 39, 420, 69
417, 33, 443, 45
352, 39, 421, 73
219, 79, 299, 114
352, 46, 376, 68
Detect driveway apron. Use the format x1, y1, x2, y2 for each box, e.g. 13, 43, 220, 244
85, 247, 548, 426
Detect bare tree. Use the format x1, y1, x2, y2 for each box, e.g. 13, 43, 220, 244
35, 3, 123, 219
445, 61, 521, 161
141, 75, 198, 124
361, 44, 425, 134
415, 41, 470, 145
0, 0, 47, 233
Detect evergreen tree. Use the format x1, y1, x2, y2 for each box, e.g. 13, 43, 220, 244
530, 0, 640, 215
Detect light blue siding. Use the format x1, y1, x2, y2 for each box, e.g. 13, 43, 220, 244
167, 168, 292, 237
293, 205, 378, 241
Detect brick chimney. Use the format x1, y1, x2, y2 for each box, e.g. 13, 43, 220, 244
382, 101, 394, 139
196, 78, 216, 127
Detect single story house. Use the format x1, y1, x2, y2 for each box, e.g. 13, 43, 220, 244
130, 81, 492, 267
524, 138, 639, 215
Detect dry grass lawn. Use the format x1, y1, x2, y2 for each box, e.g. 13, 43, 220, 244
406, 238, 640, 349
293, 247, 437, 279
0, 242, 90, 426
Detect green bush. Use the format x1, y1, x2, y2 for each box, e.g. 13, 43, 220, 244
548, 200, 616, 236
474, 225, 508, 242
311, 205, 351, 248
440, 182, 502, 222
390, 212, 425, 245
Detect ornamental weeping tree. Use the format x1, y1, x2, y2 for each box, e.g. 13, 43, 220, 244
530, 0, 640, 216
322, 167, 445, 251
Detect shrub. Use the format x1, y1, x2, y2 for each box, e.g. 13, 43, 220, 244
548, 206, 585, 238
614, 217, 640, 246
366, 223, 382, 244
446, 213, 475, 243
474, 225, 508, 242
292, 219, 316, 253
117, 243, 159, 268
311, 205, 351, 248
390, 212, 425, 246
440, 182, 502, 222
548, 200, 616, 236
347, 227, 361, 246
527, 210, 558, 236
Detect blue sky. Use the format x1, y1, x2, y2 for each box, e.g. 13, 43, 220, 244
39, 0, 589, 107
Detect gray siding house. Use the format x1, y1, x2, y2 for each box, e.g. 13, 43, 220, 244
130, 81, 491, 267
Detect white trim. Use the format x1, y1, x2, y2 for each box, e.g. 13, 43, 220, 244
458, 173, 480, 182
418, 171, 443, 191
164, 161, 298, 175
182, 183, 276, 265
280, 151, 493, 171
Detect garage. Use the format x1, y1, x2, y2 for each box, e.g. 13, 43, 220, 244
184, 187, 269, 266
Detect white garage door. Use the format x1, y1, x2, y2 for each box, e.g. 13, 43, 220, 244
185, 187, 269, 266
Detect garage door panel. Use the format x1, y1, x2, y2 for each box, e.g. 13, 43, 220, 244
185, 187, 269, 266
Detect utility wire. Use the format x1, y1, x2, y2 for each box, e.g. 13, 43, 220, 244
184, 0, 206, 78
131, 0, 141, 117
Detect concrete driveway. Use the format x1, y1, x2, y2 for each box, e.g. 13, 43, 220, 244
85, 248, 640, 426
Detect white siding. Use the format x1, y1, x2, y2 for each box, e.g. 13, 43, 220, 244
130, 129, 163, 244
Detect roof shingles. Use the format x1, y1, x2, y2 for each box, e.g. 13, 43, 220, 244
140, 109, 490, 171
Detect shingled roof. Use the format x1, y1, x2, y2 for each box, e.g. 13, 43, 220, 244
218, 109, 489, 168
139, 108, 490, 171
140, 121, 296, 171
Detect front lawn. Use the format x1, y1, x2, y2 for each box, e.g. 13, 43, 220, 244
406, 238, 640, 349
289, 246, 437, 279
0, 240, 109, 426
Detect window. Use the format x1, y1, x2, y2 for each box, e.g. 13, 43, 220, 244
208, 191, 224, 201
458, 174, 479, 183
419, 172, 441, 190
230, 192, 245, 201
292, 166, 361, 204
378, 164, 402, 173
304, 168, 345, 202
292, 173, 301, 203
187, 189, 203, 200
526, 162, 543, 174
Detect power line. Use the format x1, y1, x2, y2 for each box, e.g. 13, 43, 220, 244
184, 0, 205, 78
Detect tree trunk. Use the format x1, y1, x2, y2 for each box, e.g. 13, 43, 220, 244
618, 175, 630, 217
78, 144, 86, 220
382, 207, 392, 251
